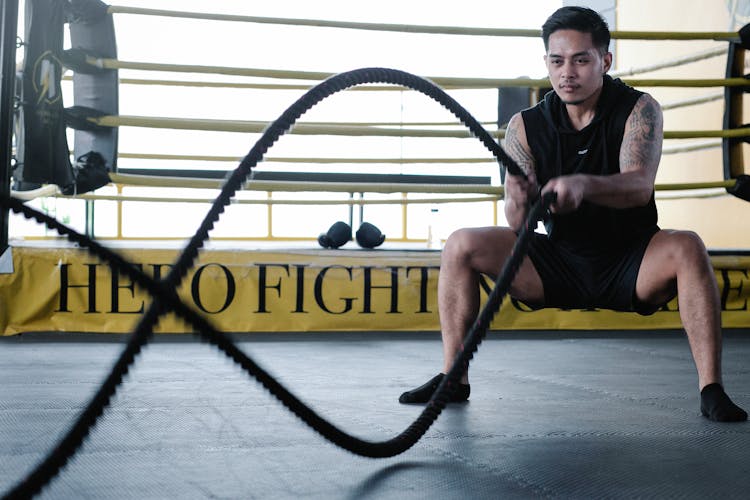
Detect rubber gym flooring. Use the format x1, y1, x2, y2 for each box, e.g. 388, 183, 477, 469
1, 329, 749, 499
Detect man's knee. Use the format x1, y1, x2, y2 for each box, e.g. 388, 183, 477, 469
441, 228, 473, 262
441, 227, 524, 280
638, 230, 711, 303
666, 230, 710, 266
442, 227, 515, 260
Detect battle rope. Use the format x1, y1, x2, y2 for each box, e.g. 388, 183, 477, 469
1, 67, 553, 499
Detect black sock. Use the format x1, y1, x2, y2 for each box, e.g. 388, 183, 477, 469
399, 373, 470, 404
700, 383, 748, 422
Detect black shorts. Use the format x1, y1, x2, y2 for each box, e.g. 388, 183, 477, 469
525, 228, 662, 315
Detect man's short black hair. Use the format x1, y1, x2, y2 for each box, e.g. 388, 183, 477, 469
542, 6, 611, 54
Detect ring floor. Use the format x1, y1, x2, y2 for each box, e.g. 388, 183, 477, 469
1, 330, 749, 499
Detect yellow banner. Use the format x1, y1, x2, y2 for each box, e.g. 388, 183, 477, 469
0, 245, 748, 335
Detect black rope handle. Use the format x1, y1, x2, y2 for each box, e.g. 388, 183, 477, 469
1, 67, 546, 499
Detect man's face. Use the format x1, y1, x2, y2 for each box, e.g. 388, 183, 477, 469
544, 29, 612, 106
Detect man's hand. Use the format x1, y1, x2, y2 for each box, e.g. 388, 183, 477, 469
542, 174, 584, 214
506, 169, 539, 208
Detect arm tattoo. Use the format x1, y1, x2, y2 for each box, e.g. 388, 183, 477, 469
503, 117, 536, 177
620, 95, 663, 172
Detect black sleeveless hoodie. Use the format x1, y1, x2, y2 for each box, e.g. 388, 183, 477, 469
521, 75, 658, 254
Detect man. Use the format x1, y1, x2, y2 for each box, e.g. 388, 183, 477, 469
399, 6, 746, 422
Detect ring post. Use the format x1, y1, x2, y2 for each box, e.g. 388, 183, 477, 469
723, 25, 749, 190
0, 0, 19, 270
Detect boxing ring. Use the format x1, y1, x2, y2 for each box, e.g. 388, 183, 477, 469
2, 2, 750, 335
1, 2, 750, 498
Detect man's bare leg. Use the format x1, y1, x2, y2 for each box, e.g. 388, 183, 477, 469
399, 226, 544, 404
637, 230, 746, 421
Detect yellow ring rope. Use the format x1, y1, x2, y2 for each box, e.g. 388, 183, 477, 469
68, 193, 501, 206
98, 73, 729, 95
62, 75, 417, 92
85, 57, 750, 89
90, 115, 487, 137
116, 153, 496, 164
116, 141, 718, 164
91, 115, 750, 140
655, 180, 735, 190
662, 140, 722, 154
67, 191, 730, 205
106, 173, 737, 194
664, 128, 750, 139
660, 92, 724, 111
610, 47, 727, 78
106, 6, 740, 42
107, 173, 505, 194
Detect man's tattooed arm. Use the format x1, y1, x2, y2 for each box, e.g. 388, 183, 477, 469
502, 114, 538, 230
620, 93, 663, 177
503, 114, 536, 179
